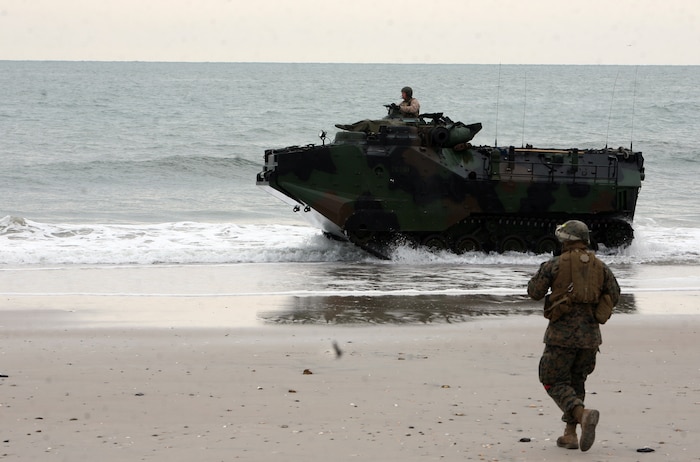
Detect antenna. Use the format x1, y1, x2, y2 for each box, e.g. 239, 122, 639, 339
630, 66, 639, 151
521, 72, 527, 148
495, 63, 501, 147
605, 69, 620, 149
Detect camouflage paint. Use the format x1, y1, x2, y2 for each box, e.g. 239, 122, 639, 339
257, 115, 644, 257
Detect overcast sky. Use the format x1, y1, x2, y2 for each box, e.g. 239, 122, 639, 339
1, 0, 698, 64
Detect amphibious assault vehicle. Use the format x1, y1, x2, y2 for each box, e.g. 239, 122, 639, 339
256, 106, 645, 259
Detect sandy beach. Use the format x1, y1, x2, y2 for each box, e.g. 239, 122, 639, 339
2, 287, 699, 461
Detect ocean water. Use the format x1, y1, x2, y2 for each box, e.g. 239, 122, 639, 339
1, 62, 699, 319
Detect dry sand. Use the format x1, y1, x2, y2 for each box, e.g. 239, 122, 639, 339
2, 296, 699, 461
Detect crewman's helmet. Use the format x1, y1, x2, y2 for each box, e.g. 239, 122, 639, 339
555, 220, 590, 244
401, 86, 413, 99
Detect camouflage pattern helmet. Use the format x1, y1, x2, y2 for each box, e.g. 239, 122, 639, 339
555, 220, 590, 244
401, 86, 413, 99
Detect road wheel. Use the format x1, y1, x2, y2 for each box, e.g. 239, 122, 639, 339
534, 235, 559, 254
454, 235, 482, 253
422, 234, 449, 251
499, 235, 527, 253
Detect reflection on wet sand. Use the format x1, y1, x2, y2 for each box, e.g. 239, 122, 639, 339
260, 294, 638, 324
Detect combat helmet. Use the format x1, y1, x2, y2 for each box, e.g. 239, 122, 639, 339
555, 220, 590, 244
401, 86, 413, 99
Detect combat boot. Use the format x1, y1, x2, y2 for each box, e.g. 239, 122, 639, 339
556, 422, 579, 449
578, 408, 600, 452
571, 405, 600, 451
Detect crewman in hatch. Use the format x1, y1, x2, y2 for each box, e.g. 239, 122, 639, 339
398, 86, 420, 117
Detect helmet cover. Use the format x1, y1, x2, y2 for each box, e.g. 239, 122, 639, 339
555, 220, 590, 244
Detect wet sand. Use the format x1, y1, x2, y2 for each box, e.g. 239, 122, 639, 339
2, 295, 699, 461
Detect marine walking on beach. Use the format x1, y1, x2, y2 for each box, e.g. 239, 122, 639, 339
527, 220, 621, 451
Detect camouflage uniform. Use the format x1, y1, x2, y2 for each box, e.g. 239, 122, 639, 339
399, 97, 420, 116
528, 241, 620, 424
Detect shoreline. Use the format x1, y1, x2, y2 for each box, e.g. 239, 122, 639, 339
2, 263, 700, 326
1, 289, 699, 331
